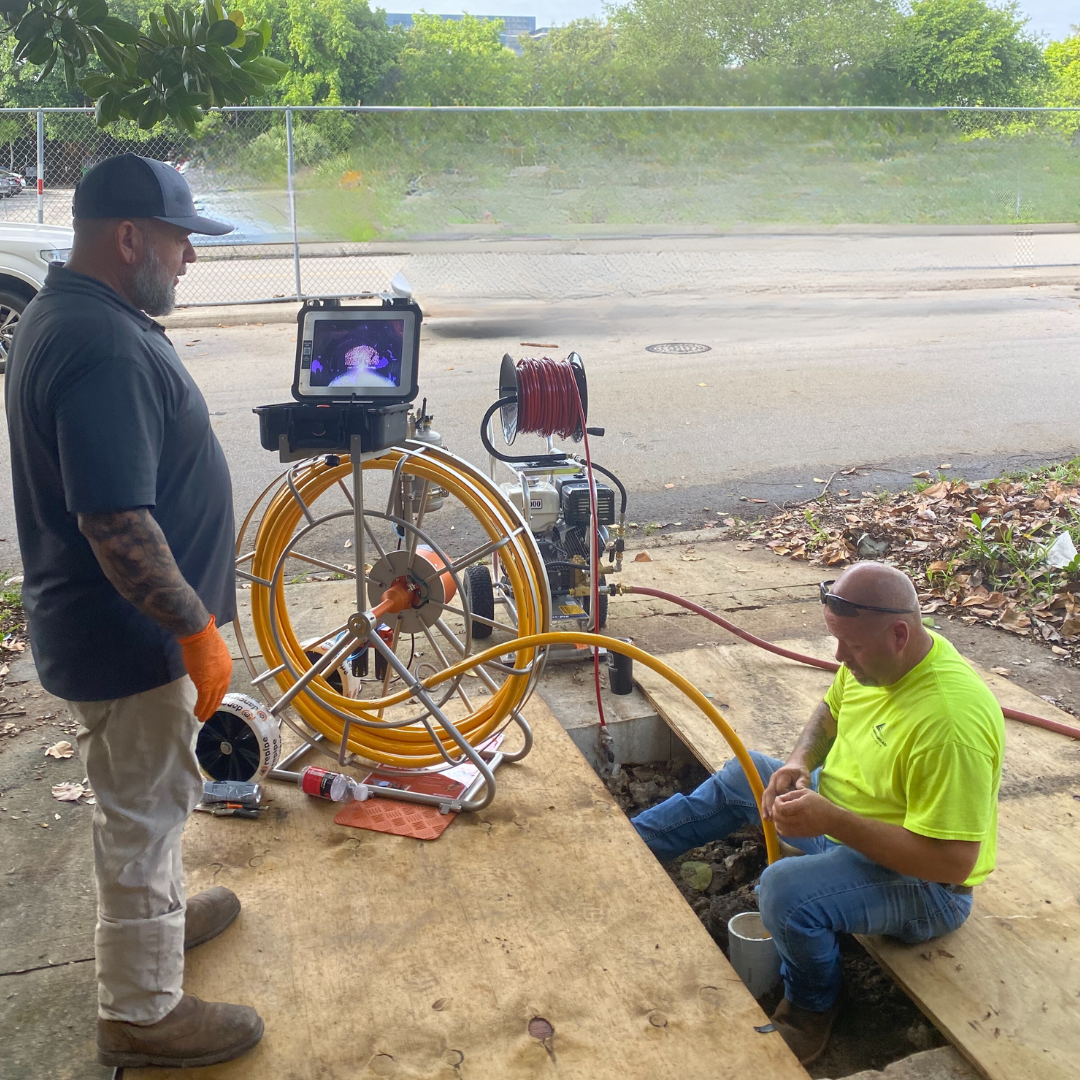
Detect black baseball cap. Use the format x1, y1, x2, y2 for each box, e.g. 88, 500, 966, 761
72, 153, 233, 236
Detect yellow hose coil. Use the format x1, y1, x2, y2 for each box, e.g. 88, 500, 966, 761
246, 453, 780, 864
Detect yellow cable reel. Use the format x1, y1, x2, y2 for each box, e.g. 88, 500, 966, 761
247, 444, 550, 769
242, 444, 780, 863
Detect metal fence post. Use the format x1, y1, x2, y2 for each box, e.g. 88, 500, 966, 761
35, 107, 44, 224
285, 106, 301, 301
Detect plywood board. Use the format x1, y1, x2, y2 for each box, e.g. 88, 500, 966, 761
636, 644, 1080, 1080
128, 697, 807, 1080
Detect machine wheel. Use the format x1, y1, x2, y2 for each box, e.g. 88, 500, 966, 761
463, 564, 495, 639
196, 693, 281, 782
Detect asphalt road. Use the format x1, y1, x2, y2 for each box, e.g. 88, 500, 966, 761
0, 273, 1078, 572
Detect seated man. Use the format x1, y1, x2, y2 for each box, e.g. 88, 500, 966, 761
631, 562, 1003, 1065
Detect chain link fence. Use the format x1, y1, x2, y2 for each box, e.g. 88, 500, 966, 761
1, 106, 1078, 307
0, 107, 400, 306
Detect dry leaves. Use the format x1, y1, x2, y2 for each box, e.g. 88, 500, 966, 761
633, 551, 652, 563
732, 471, 1080, 662
51, 781, 90, 802
44, 740, 74, 759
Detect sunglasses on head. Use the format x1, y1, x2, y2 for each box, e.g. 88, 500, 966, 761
819, 580, 918, 618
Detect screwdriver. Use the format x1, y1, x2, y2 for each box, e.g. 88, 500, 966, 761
194, 803, 260, 819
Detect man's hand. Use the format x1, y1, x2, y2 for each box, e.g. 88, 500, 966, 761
761, 760, 812, 821
178, 616, 233, 722
771, 788, 839, 839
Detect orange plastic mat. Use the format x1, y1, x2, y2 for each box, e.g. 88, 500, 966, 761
334, 772, 464, 841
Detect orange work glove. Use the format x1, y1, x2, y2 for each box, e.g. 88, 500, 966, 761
178, 615, 233, 722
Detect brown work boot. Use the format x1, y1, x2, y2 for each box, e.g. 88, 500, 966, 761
184, 886, 241, 950
97, 993, 263, 1068
769, 996, 841, 1065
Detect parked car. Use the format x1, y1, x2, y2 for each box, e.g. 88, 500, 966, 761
0, 170, 25, 198
0, 222, 73, 374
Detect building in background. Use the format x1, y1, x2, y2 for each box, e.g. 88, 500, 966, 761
386, 13, 538, 54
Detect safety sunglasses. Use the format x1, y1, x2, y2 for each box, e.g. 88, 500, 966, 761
819, 580, 917, 618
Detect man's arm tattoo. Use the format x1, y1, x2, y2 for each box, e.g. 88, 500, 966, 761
77, 508, 209, 638
789, 700, 838, 770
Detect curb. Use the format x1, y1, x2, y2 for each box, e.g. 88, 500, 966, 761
162, 304, 301, 330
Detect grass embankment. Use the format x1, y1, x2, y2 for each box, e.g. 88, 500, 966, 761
200, 112, 1080, 241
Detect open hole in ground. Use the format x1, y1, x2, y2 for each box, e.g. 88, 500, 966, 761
585, 724, 947, 1078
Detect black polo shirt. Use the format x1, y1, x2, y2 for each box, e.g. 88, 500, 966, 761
5, 265, 235, 701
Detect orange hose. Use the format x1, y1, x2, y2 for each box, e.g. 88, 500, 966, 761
625, 585, 1080, 741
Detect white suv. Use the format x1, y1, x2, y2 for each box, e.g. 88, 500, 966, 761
0, 222, 74, 374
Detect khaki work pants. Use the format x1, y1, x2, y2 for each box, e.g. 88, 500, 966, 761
69, 676, 201, 1024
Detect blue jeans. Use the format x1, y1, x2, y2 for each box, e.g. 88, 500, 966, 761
632, 752, 973, 1011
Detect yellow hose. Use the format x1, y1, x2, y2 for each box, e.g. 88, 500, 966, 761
408, 631, 781, 865
246, 453, 780, 863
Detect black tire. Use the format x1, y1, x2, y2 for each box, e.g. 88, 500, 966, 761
582, 576, 608, 630
0, 287, 32, 376
463, 564, 495, 639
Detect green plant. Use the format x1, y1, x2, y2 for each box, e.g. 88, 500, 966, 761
0, 583, 25, 640
961, 511, 1054, 597
925, 554, 959, 590
2, 0, 286, 131
803, 506, 830, 552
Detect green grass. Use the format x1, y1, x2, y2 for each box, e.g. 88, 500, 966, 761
0, 585, 25, 644
219, 112, 1080, 241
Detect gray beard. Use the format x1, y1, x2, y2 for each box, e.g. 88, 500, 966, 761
131, 240, 176, 317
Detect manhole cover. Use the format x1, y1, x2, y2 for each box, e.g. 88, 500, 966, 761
645, 342, 711, 355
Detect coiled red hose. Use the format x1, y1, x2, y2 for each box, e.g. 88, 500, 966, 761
626, 585, 1080, 741
516, 357, 581, 440
510, 355, 608, 727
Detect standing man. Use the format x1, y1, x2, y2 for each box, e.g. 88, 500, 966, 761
631, 562, 1004, 1065
6, 154, 264, 1069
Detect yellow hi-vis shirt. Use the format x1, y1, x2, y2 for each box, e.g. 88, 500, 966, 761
820, 632, 1004, 886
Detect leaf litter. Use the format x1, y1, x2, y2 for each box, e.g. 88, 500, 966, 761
51, 778, 95, 804
732, 461, 1080, 665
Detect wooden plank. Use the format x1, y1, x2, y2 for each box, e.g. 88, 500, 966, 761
636, 643, 1080, 1080
128, 697, 806, 1080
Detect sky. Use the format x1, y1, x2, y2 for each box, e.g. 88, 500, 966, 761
379, 2, 1077, 41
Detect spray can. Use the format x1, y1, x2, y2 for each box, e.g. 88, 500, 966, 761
409, 400, 446, 512
298, 766, 352, 802
297, 766, 371, 803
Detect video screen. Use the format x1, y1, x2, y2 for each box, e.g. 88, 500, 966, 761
307, 319, 404, 392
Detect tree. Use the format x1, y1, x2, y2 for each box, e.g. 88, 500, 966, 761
899, 0, 1045, 105
1045, 34, 1080, 107
519, 18, 626, 105
385, 13, 519, 106
239, 0, 400, 105
0, 0, 285, 129
608, 0, 901, 70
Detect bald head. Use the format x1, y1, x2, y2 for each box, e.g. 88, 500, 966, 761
824, 562, 931, 686
832, 562, 921, 627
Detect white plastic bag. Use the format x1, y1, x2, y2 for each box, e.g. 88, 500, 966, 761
1045, 532, 1078, 570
